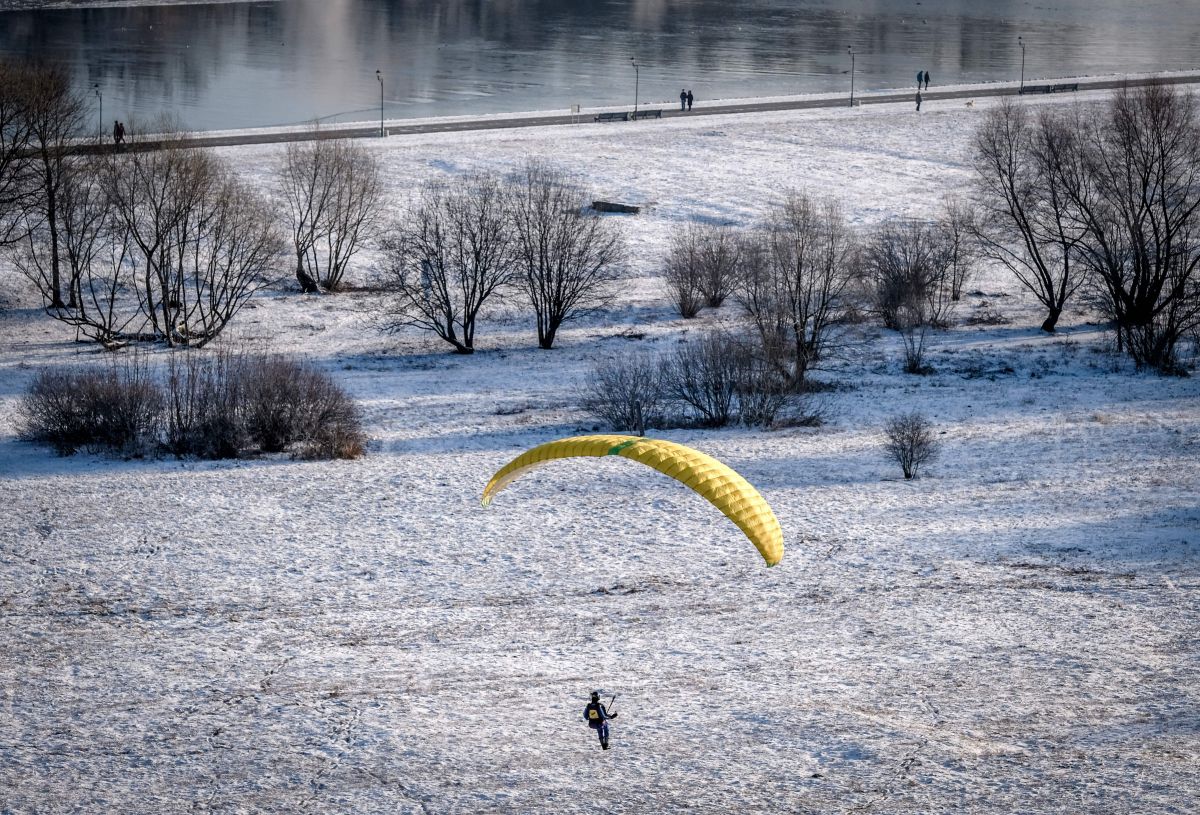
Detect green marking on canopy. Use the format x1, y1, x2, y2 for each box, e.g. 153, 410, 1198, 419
607, 439, 642, 456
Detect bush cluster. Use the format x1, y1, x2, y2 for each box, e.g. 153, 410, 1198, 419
19, 352, 365, 460
583, 330, 819, 433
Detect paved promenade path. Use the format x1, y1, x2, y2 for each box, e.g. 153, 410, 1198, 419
114, 72, 1200, 152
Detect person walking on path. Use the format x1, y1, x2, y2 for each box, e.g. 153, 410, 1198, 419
583, 691, 618, 750
679, 89, 687, 111
112, 120, 121, 145
923, 70, 931, 90
916, 90, 922, 111
686, 89, 694, 110
917, 70, 924, 88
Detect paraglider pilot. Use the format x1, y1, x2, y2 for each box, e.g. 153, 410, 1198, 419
583, 690, 617, 750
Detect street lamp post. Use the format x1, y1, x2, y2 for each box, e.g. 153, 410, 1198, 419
848, 46, 855, 107
631, 58, 639, 117
1018, 36, 1026, 91
376, 69, 384, 137
93, 84, 101, 142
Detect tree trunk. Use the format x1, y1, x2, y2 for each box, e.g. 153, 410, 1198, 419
46, 167, 65, 308
296, 251, 320, 293
1040, 307, 1061, 333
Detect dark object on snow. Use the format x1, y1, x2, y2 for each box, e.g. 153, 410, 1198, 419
632, 108, 662, 120
594, 111, 630, 122
591, 200, 640, 214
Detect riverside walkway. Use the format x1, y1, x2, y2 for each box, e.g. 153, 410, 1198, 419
125, 72, 1200, 151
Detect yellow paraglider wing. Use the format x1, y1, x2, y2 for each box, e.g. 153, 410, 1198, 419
481, 435, 784, 566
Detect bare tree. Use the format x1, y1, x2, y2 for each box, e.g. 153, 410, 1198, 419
509, 161, 624, 348
21, 63, 89, 308
695, 224, 741, 308
941, 197, 980, 301
13, 152, 145, 347
377, 172, 514, 354
862, 219, 955, 330
0, 61, 35, 249
737, 192, 857, 386
973, 100, 1087, 332
883, 411, 939, 479
104, 127, 284, 347
279, 132, 384, 293
664, 227, 705, 318
1065, 85, 1200, 371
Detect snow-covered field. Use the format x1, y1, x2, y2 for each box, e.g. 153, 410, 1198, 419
2, 91, 1199, 813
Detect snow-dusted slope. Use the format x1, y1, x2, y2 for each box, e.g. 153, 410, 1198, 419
1, 91, 1198, 813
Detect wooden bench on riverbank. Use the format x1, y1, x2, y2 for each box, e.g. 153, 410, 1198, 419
1019, 82, 1080, 95
633, 108, 663, 120
594, 111, 630, 122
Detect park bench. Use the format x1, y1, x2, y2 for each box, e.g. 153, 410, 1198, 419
632, 108, 663, 120
594, 111, 630, 122
1019, 82, 1079, 95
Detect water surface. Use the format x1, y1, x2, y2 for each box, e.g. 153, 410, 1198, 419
1, 0, 1196, 131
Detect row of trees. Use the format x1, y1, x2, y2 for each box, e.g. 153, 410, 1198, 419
662, 195, 980, 381
974, 84, 1200, 372
1, 63, 284, 348
1, 62, 625, 353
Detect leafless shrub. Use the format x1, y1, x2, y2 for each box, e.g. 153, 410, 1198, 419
279, 131, 384, 293
377, 172, 515, 354
165, 350, 365, 460
164, 349, 245, 459
883, 411, 939, 479
18, 354, 162, 456
509, 161, 624, 348
20, 349, 364, 460
664, 229, 705, 319
241, 355, 365, 458
660, 330, 742, 426
658, 329, 801, 427
664, 224, 741, 318
583, 353, 664, 436
862, 219, 955, 330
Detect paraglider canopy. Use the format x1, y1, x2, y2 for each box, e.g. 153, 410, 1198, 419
481, 434, 784, 566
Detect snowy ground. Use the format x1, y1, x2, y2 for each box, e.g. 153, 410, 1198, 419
1, 91, 1199, 813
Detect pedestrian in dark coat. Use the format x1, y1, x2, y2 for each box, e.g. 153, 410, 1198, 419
686, 89, 693, 110
923, 70, 931, 90
583, 691, 618, 750
112, 120, 121, 144
680, 89, 687, 111
916, 90, 922, 111
917, 70, 924, 88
